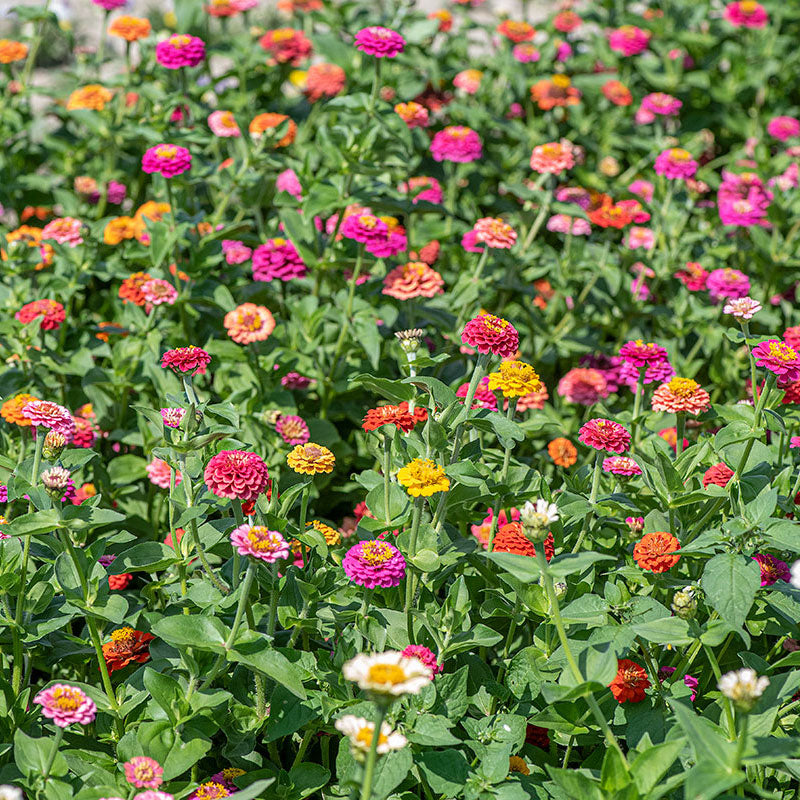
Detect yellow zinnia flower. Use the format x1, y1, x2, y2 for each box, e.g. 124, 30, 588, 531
486, 360, 542, 398
396, 459, 449, 497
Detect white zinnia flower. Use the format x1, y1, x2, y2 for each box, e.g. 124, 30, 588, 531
342, 651, 432, 697
0, 787, 23, 800
790, 559, 800, 589
334, 715, 407, 760
718, 668, 769, 711
520, 499, 559, 525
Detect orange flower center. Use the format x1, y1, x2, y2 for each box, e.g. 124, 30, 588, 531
360, 540, 393, 565
448, 126, 468, 138
739, 1, 757, 12
367, 663, 407, 684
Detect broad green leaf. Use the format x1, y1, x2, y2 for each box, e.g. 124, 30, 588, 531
700, 553, 760, 632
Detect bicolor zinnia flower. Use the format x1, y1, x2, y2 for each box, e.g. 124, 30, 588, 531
394, 101, 429, 128
204, 451, 270, 501
603, 456, 641, 476
752, 553, 790, 586
429, 126, 482, 163
102, 627, 155, 673
224, 303, 275, 344
124, 758, 164, 790
453, 69, 483, 94
752, 340, 800, 381
354, 26, 405, 58
461, 314, 519, 358
651, 377, 710, 415
342, 540, 406, 588
487, 360, 542, 398
530, 141, 575, 174
156, 33, 205, 68
609, 659, 650, 703
396, 459, 449, 497
275, 414, 310, 446
472, 217, 517, 249
252, 238, 307, 281
42, 217, 83, 246
723, 297, 761, 320
633, 531, 680, 573
578, 418, 631, 453
362, 402, 427, 434
161, 346, 211, 375
287, 443, 335, 475
34, 684, 97, 727
342, 651, 431, 697
230, 525, 290, 562
382, 261, 443, 299
22, 400, 75, 440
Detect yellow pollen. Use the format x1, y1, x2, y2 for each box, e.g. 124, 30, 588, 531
448, 127, 468, 138
271, 28, 294, 42
551, 74, 570, 88
272, 237, 287, 247
481, 314, 509, 332
740, 0, 757, 12
768, 342, 798, 362
246, 527, 279, 551
52, 686, 82, 710
367, 663, 407, 685
670, 148, 691, 161
360, 540, 393, 565
356, 726, 387, 747
237, 312, 261, 331
667, 377, 699, 397
170, 34, 191, 46
155, 145, 178, 158
359, 215, 377, 229
111, 626, 135, 646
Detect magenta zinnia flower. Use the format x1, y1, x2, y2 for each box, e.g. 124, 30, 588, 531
22, 400, 75, 441
276, 168, 303, 199
142, 144, 191, 178
752, 553, 790, 586
430, 126, 482, 163
341, 213, 389, 245
221, 240, 252, 265
654, 148, 697, 180
160, 346, 212, 375
619, 340, 669, 369
579, 419, 631, 453
275, 415, 310, 446
204, 450, 270, 501
342, 540, 406, 588
230, 525, 289, 563
767, 116, 800, 142
161, 408, 186, 428
707, 268, 751, 302
752, 340, 800, 382
155, 33, 206, 68
724, 1, 768, 28
400, 176, 442, 205
461, 313, 519, 358
602, 456, 642, 476
640, 92, 681, 117
34, 684, 96, 728
252, 238, 308, 282
607, 25, 650, 56
401, 644, 442, 678
354, 26, 405, 58
125, 758, 164, 790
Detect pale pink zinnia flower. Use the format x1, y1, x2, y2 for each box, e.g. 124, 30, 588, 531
547, 214, 591, 235
124, 758, 164, 790
629, 180, 654, 203
34, 684, 96, 727
453, 69, 482, 94
42, 217, 84, 247
723, 296, 762, 320
530, 141, 575, 174
146, 458, 181, 489
22, 400, 76, 441
141, 278, 178, 306
472, 217, 516, 249
276, 168, 303, 199
625, 226, 654, 250
221, 239, 252, 264
275, 414, 310, 446
230, 524, 290, 562
208, 110, 241, 137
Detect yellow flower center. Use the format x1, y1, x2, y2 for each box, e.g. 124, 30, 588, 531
170, 34, 192, 47
670, 148, 691, 161
356, 726, 387, 748
360, 540, 393, 565
237, 312, 261, 331
271, 28, 294, 42
768, 342, 798, 362
111, 627, 135, 646
246, 527, 279, 551
740, 1, 757, 12
552, 74, 571, 88
448, 126, 468, 138
359, 215, 377, 229
272, 237, 287, 247
155, 145, 178, 159
480, 314, 509, 332
368, 663, 407, 685
667, 377, 699, 397
52, 686, 82, 711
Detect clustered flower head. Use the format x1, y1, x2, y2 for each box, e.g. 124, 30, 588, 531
34, 684, 97, 727
252, 238, 307, 281
230, 525, 290, 562
396, 458, 449, 497
342, 650, 432, 698
578, 418, 631, 453
651, 377, 711, 415
342, 540, 406, 588
102, 627, 155, 673
124, 758, 164, 790
16, 299, 65, 330
382, 261, 444, 300
224, 303, 275, 344
718, 668, 769, 711
609, 659, 650, 703
461, 313, 519, 358
487, 360, 542, 398
753, 340, 800, 382
205, 451, 271, 501
362, 402, 427, 434
430, 126, 483, 163
161, 346, 212, 376
752, 553, 790, 586
155, 33, 206, 68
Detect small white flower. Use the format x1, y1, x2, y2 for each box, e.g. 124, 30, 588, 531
718, 668, 769, 710
723, 296, 762, 320
342, 651, 432, 697
0, 787, 23, 800
334, 715, 407, 760
790, 559, 800, 589
520, 499, 559, 526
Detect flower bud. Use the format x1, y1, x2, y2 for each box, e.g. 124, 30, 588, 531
718, 668, 769, 712
553, 581, 567, 598
42, 431, 67, 461
395, 328, 424, 360
41, 466, 72, 500
671, 588, 697, 619
625, 516, 644, 540
520, 499, 558, 544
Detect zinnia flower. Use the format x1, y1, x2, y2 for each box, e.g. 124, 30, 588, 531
607, 25, 650, 56
641, 92, 682, 116
362, 403, 427, 434
67, 85, 113, 111
557, 368, 608, 405
456, 377, 497, 410
723, 297, 761, 320
619, 340, 669, 369
530, 75, 580, 110
102, 627, 155, 673
723, 1, 768, 28
22, 400, 75, 440
654, 148, 698, 180
15, 299, 65, 330
633, 531, 680, 573
142, 144, 191, 178
752, 553, 790, 586
204, 450, 270, 501
0, 39, 28, 63
602, 79, 632, 105
603, 456, 642, 476
354, 26, 405, 58
342, 651, 432, 697
249, 113, 297, 146
651, 377, 710, 415
42, 217, 83, 246
453, 69, 483, 94
252, 238, 307, 281
767, 116, 800, 141
530, 141, 575, 174
382, 262, 444, 300
396, 459, 449, 497
34, 684, 97, 727
487, 361, 542, 398
676, 262, 708, 291
224, 303, 275, 344
718, 668, 769, 711
429, 126, 482, 163
124, 758, 164, 790
461, 314, 519, 358
276, 169, 302, 200
155, 33, 205, 68
335, 715, 407, 760
703, 462, 734, 488
342, 540, 406, 588
275, 414, 310, 446
108, 16, 152, 41
472, 217, 516, 249
161, 346, 211, 376
493, 522, 554, 561
146, 458, 180, 489
305, 62, 345, 101
400, 176, 442, 205
230, 525, 290, 562
609, 659, 650, 703
547, 438, 577, 467
287, 443, 335, 475
753, 340, 800, 381
578, 418, 631, 453
208, 110, 241, 138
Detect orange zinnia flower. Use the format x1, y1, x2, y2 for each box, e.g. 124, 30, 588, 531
249, 113, 297, 147
530, 75, 580, 110
119, 271, 153, 306
108, 16, 152, 41
493, 522, 554, 561
633, 531, 680, 573
588, 201, 635, 229
104, 216, 143, 245
0, 39, 28, 64
1, 393, 39, 426
609, 659, 649, 703
547, 438, 577, 467
102, 627, 155, 673
66, 84, 113, 111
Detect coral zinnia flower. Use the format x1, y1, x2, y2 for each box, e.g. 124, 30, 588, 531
394, 101, 429, 129
119, 272, 152, 305
230, 525, 289, 562
1, 393, 39, 426
548, 437, 577, 467
462, 313, 519, 358
0, 39, 28, 63
305, 62, 346, 102
702, 462, 734, 488
578, 418, 631, 453
487, 360, 542, 398
753, 340, 800, 382
651, 377, 710, 415
343, 540, 406, 588
588, 201, 635, 229
224, 303, 275, 344
497, 19, 534, 42
396, 458, 449, 497
204, 450, 270, 500
287, 443, 336, 475
530, 75, 580, 110
362, 402, 427, 434
34, 684, 96, 727
15, 299, 65, 330
67, 84, 113, 110
493, 522, 554, 561
108, 16, 151, 40
472, 217, 517, 249
102, 627, 155, 673
249, 113, 297, 147
557, 368, 608, 405
161, 346, 211, 376
602, 80, 632, 105
609, 659, 650, 703
382, 262, 444, 300
633, 531, 680, 573
530, 141, 575, 174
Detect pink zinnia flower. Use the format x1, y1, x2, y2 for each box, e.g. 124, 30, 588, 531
92, 0, 126, 8
707, 268, 751, 302
658, 666, 698, 701
557, 368, 608, 405
453, 69, 482, 94
383, 261, 444, 300
281, 372, 312, 390
161, 408, 186, 428
147, 458, 180, 489
654, 148, 698, 179
400, 176, 442, 205
160, 346, 212, 375
221, 240, 252, 264
767, 116, 800, 142
723, 1, 768, 28
456, 376, 498, 410
619, 340, 669, 369
342, 540, 406, 588
430, 126, 482, 163
34, 684, 96, 728
204, 450, 270, 501
208, 110, 241, 138
603, 456, 642, 476
629, 180, 654, 203
472, 217, 516, 249
626, 226, 654, 250
547, 214, 591, 235
513, 44, 540, 63
142, 144, 191, 178
341, 213, 389, 246
155, 34, 206, 68
640, 92, 681, 117
275, 414, 310, 446
141, 278, 178, 306
401, 644, 442, 678
752, 553, 790, 586
276, 168, 302, 199
124, 758, 164, 790
530, 141, 575, 174
676, 262, 708, 291
230, 525, 290, 563
620, 358, 675, 388
42, 217, 83, 247
394, 101, 429, 128
252, 238, 308, 281
651, 377, 711, 415
578, 418, 631, 453
752, 340, 800, 382
608, 25, 650, 56
354, 26, 405, 58
22, 400, 75, 441
461, 313, 519, 358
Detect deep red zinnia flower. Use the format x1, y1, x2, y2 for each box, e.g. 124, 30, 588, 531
362, 402, 427, 434
609, 659, 650, 703
702, 462, 734, 488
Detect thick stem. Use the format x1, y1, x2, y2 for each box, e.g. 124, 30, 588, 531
382, 433, 392, 523
359, 704, 388, 800
487, 399, 517, 552
449, 353, 490, 463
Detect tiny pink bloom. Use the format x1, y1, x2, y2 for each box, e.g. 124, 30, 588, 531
625, 226, 654, 250
160, 408, 186, 428
208, 110, 241, 138
603, 456, 642, 476
147, 458, 181, 489
230, 524, 289, 562
221, 240, 252, 265
276, 168, 303, 199
547, 214, 591, 235
124, 757, 164, 790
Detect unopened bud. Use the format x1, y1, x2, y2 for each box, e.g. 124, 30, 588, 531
43, 432, 67, 460
395, 328, 424, 359
520, 499, 558, 543
671, 588, 697, 620
41, 466, 72, 500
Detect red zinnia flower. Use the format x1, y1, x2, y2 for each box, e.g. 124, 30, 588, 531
493, 522, 554, 561
204, 450, 270, 502
609, 659, 650, 703
362, 402, 427, 434
160, 346, 212, 376
702, 462, 734, 488
16, 299, 66, 330
461, 313, 519, 358
578, 418, 631, 453
102, 627, 154, 673
633, 531, 680, 573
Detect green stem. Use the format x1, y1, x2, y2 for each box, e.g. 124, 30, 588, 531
487, 399, 517, 552
267, 561, 280, 637
87, 616, 120, 715
382, 433, 392, 523
366, 58, 382, 115
675, 412, 686, 457
571, 452, 602, 554
359, 704, 388, 800
42, 725, 64, 781
703, 643, 736, 739
449, 353, 490, 463
404, 498, 423, 644
630, 367, 646, 447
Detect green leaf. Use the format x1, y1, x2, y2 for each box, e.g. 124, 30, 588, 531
229, 641, 307, 699
350, 374, 415, 403
402, 375, 457, 407
408, 714, 461, 746
486, 552, 540, 583
684, 760, 744, 800
668, 699, 734, 768
151, 615, 228, 652
548, 552, 615, 579
110, 542, 180, 573
3, 510, 61, 537
143, 668, 184, 725
630, 739, 685, 795
700, 553, 760, 632
600, 745, 631, 792
418, 750, 470, 797
632, 617, 693, 646
14, 729, 67, 777
545, 767, 605, 800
